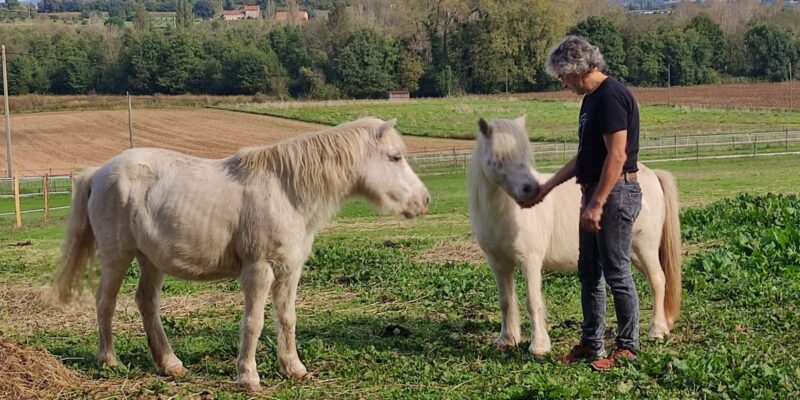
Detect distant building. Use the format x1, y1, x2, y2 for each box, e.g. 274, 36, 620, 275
244, 5, 260, 19
220, 5, 261, 20
275, 10, 309, 22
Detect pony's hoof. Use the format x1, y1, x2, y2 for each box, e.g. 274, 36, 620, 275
649, 323, 670, 339
529, 344, 552, 358
97, 353, 119, 368
286, 367, 312, 380
236, 380, 262, 392
491, 340, 517, 353
163, 363, 189, 378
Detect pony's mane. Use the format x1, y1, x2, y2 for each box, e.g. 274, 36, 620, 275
233, 117, 385, 197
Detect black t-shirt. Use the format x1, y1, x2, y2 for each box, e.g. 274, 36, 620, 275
575, 77, 639, 185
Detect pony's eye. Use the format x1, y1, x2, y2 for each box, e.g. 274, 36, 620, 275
389, 155, 403, 162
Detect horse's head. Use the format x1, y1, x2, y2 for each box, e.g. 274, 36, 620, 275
357, 118, 430, 218
475, 116, 540, 206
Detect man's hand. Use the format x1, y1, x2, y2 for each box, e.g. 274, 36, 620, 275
580, 203, 603, 232
521, 181, 552, 208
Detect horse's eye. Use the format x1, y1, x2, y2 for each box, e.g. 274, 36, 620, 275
389, 155, 403, 162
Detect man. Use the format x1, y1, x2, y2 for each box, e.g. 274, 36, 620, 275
529, 35, 642, 371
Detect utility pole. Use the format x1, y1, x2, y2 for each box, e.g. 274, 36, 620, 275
2, 45, 12, 178
790, 61, 794, 111
667, 65, 671, 106
127, 91, 133, 148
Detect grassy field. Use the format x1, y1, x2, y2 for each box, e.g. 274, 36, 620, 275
1, 156, 799, 398
222, 98, 800, 141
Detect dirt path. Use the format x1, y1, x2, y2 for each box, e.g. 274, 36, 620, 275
0, 109, 474, 176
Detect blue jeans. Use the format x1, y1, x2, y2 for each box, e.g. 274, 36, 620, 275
578, 179, 642, 351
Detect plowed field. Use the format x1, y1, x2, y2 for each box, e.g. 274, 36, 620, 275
0, 109, 474, 176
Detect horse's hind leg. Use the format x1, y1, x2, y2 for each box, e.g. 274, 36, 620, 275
633, 248, 669, 338
487, 253, 521, 351
96, 251, 135, 368
135, 254, 188, 377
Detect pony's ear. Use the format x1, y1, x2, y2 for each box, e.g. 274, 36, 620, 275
377, 118, 398, 139
478, 118, 491, 137
514, 114, 527, 128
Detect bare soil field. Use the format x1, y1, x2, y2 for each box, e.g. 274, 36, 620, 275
518, 82, 799, 109
0, 109, 474, 176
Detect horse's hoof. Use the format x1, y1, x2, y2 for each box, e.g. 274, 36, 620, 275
164, 364, 189, 378
649, 323, 670, 339
97, 353, 119, 368
236, 380, 262, 392
491, 341, 516, 353
287, 367, 312, 380
529, 344, 552, 358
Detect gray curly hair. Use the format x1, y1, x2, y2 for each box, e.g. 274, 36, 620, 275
545, 35, 605, 78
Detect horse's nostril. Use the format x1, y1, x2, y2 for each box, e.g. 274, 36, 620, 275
522, 184, 533, 194
425, 195, 430, 206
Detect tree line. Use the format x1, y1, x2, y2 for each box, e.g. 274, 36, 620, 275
2, 0, 799, 98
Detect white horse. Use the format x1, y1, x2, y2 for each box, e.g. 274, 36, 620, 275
468, 116, 681, 356
53, 117, 429, 390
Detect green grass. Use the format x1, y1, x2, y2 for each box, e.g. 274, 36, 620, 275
1, 156, 799, 399
221, 98, 800, 141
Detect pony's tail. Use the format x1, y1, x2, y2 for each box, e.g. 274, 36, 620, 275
654, 169, 682, 328
53, 167, 99, 304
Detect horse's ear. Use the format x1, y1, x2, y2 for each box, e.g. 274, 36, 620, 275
377, 118, 398, 139
478, 118, 491, 137
514, 114, 527, 128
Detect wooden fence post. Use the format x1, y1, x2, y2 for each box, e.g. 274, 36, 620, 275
753, 135, 757, 157
674, 133, 678, 157
13, 173, 21, 227
43, 173, 49, 221
786, 129, 790, 151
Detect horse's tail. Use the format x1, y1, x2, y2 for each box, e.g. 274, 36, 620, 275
53, 167, 99, 304
653, 169, 682, 328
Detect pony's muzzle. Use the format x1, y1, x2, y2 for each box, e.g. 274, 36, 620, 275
402, 193, 430, 218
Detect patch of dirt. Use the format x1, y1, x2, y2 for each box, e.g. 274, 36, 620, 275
414, 240, 486, 265
513, 82, 799, 110
0, 109, 474, 176
0, 339, 84, 399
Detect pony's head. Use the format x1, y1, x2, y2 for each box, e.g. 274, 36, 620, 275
475, 116, 539, 206
356, 118, 430, 218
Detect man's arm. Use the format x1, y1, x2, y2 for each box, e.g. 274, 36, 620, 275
580, 129, 627, 232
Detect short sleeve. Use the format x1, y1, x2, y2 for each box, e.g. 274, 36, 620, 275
596, 92, 628, 135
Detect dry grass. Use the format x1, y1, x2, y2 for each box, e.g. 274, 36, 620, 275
0, 339, 84, 399
413, 240, 485, 265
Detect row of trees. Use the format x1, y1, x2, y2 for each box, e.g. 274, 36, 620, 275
3, 0, 800, 98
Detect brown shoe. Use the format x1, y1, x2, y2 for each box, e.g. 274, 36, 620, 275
590, 348, 636, 371
555, 341, 607, 364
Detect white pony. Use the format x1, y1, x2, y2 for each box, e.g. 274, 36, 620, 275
53, 117, 429, 390
468, 116, 681, 356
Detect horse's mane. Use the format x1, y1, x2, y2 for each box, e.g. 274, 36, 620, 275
233, 117, 385, 198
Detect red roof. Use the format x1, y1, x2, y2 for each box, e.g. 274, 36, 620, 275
244, 5, 260, 11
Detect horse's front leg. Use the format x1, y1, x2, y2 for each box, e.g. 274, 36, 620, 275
519, 256, 551, 356
236, 262, 275, 391
487, 253, 521, 351
272, 266, 308, 379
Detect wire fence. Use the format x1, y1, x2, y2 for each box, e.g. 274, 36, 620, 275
407, 130, 800, 173
2, 130, 799, 227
